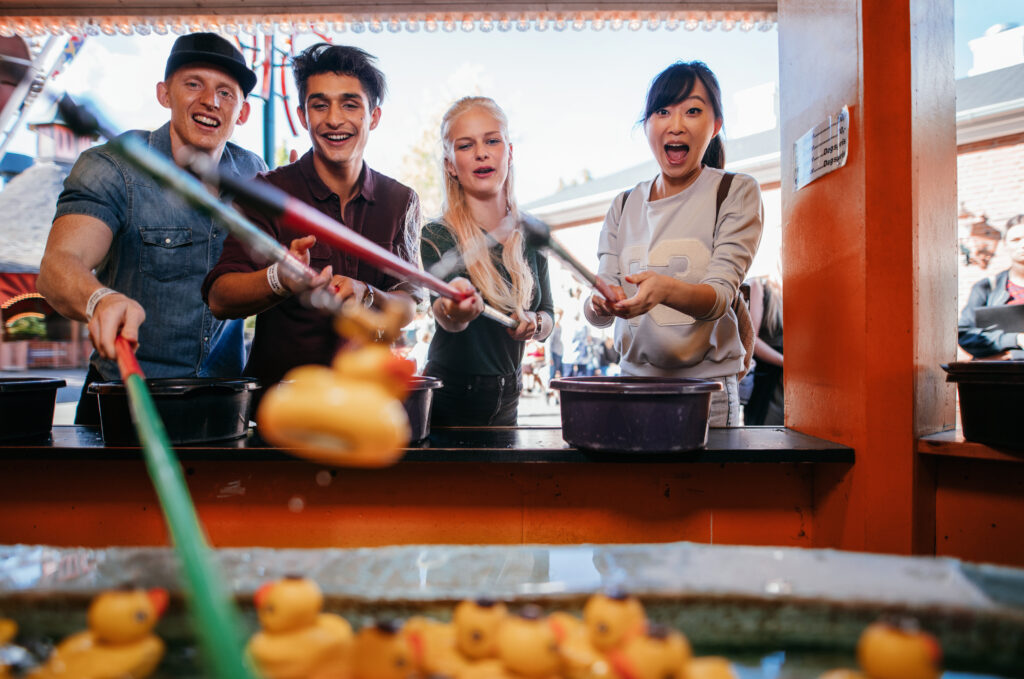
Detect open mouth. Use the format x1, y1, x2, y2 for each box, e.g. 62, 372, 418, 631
192, 114, 220, 129
322, 132, 353, 144
664, 143, 689, 165
473, 167, 495, 178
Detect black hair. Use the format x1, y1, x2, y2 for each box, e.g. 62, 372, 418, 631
641, 61, 725, 169
291, 43, 386, 111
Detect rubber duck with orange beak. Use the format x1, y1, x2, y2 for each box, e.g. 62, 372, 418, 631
29, 586, 167, 679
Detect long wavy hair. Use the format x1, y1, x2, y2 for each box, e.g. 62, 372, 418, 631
437, 96, 534, 314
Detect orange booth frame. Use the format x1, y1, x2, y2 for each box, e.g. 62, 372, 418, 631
0, 0, 1022, 568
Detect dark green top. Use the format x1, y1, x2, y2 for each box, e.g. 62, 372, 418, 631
421, 219, 555, 376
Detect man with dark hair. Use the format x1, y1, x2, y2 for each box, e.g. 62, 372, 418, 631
203, 43, 420, 387
958, 214, 1024, 359
38, 32, 265, 424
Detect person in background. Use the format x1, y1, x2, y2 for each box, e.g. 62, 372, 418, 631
584, 60, 764, 426
598, 335, 620, 376
420, 96, 554, 426
37, 33, 265, 424
958, 215, 1024, 359
570, 322, 594, 376
547, 307, 564, 382
407, 329, 432, 373
744, 274, 784, 425
523, 339, 547, 393
203, 43, 420, 388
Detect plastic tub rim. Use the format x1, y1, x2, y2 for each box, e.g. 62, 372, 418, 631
550, 375, 723, 395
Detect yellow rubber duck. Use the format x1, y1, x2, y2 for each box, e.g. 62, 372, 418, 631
258, 302, 416, 468
452, 599, 511, 679
583, 591, 647, 653
606, 623, 692, 679
495, 605, 562, 679
684, 656, 739, 679
29, 586, 167, 679
454, 599, 509, 661
404, 614, 468, 677
857, 618, 942, 679
552, 611, 609, 679
246, 575, 353, 679
819, 618, 942, 679
1, 618, 19, 679
352, 620, 417, 679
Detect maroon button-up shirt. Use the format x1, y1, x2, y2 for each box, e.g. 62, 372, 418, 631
203, 151, 421, 386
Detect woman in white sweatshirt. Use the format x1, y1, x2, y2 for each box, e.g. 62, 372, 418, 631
585, 61, 763, 426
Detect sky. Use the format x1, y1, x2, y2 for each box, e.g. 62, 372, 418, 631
4, 0, 1022, 207
9, 24, 781, 205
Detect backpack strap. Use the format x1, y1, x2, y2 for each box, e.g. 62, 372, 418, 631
714, 172, 735, 233
617, 187, 634, 214
713, 172, 754, 380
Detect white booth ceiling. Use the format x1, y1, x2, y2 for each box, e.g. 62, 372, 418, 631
0, 2, 777, 36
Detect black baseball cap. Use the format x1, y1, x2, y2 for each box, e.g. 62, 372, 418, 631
164, 32, 257, 97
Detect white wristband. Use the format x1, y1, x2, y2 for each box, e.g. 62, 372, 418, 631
266, 263, 290, 297
85, 287, 117, 320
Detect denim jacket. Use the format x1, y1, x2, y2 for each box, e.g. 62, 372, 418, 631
54, 123, 266, 380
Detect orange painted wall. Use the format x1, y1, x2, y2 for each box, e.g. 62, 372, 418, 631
0, 459, 828, 548
778, 0, 956, 555
933, 457, 1024, 565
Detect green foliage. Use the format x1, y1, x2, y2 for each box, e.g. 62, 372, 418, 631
6, 316, 47, 339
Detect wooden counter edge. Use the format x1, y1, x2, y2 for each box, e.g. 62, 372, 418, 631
917, 430, 1024, 463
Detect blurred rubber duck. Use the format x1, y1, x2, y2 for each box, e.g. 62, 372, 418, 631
454, 599, 508, 661
606, 623, 692, 679
246, 575, 353, 679
552, 611, 608, 679
29, 586, 167, 679
258, 300, 415, 468
818, 618, 942, 679
352, 620, 417, 679
404, 614, 467, 677
494, 605, 562, 679
857, 618, 941, 679
452, 599, 510, 679
583, 591, 646, 653
0, 618, 24, 679
684, 656, 738, 679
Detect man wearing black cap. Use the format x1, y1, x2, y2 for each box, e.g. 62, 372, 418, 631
38, 33, 266, 424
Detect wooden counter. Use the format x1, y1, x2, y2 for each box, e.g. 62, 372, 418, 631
0, 425, 851, 549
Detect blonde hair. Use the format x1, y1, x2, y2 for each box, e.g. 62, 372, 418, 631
436, 96, 534, 314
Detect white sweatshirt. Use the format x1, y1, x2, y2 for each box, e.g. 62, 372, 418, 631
585, 167, 763, 378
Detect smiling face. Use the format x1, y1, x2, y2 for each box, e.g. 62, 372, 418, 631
157, 64, 250, 160
443, 106, 512, 201
644, 77, 722, 195
298, 72, 380, 172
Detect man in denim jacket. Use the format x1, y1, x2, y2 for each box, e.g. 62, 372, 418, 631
38, 33, 266, 424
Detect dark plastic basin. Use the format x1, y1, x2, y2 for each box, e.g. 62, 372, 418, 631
0, 377, 67, 441
404, 375, 442, 442
550, 376, 722, 452
942, 360, 1024, 449
89, 377, 260, 445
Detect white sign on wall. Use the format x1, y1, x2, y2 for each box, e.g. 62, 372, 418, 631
794, 105, 849, 191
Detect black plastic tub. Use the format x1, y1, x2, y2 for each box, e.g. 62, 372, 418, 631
404, 376, 442, 442
88, 378, 260, 445
0, 377, 67, 441
943, 361, 1024, 449
550, 376, 722, 452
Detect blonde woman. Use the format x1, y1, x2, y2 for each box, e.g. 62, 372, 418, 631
420, 97, 554, 426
